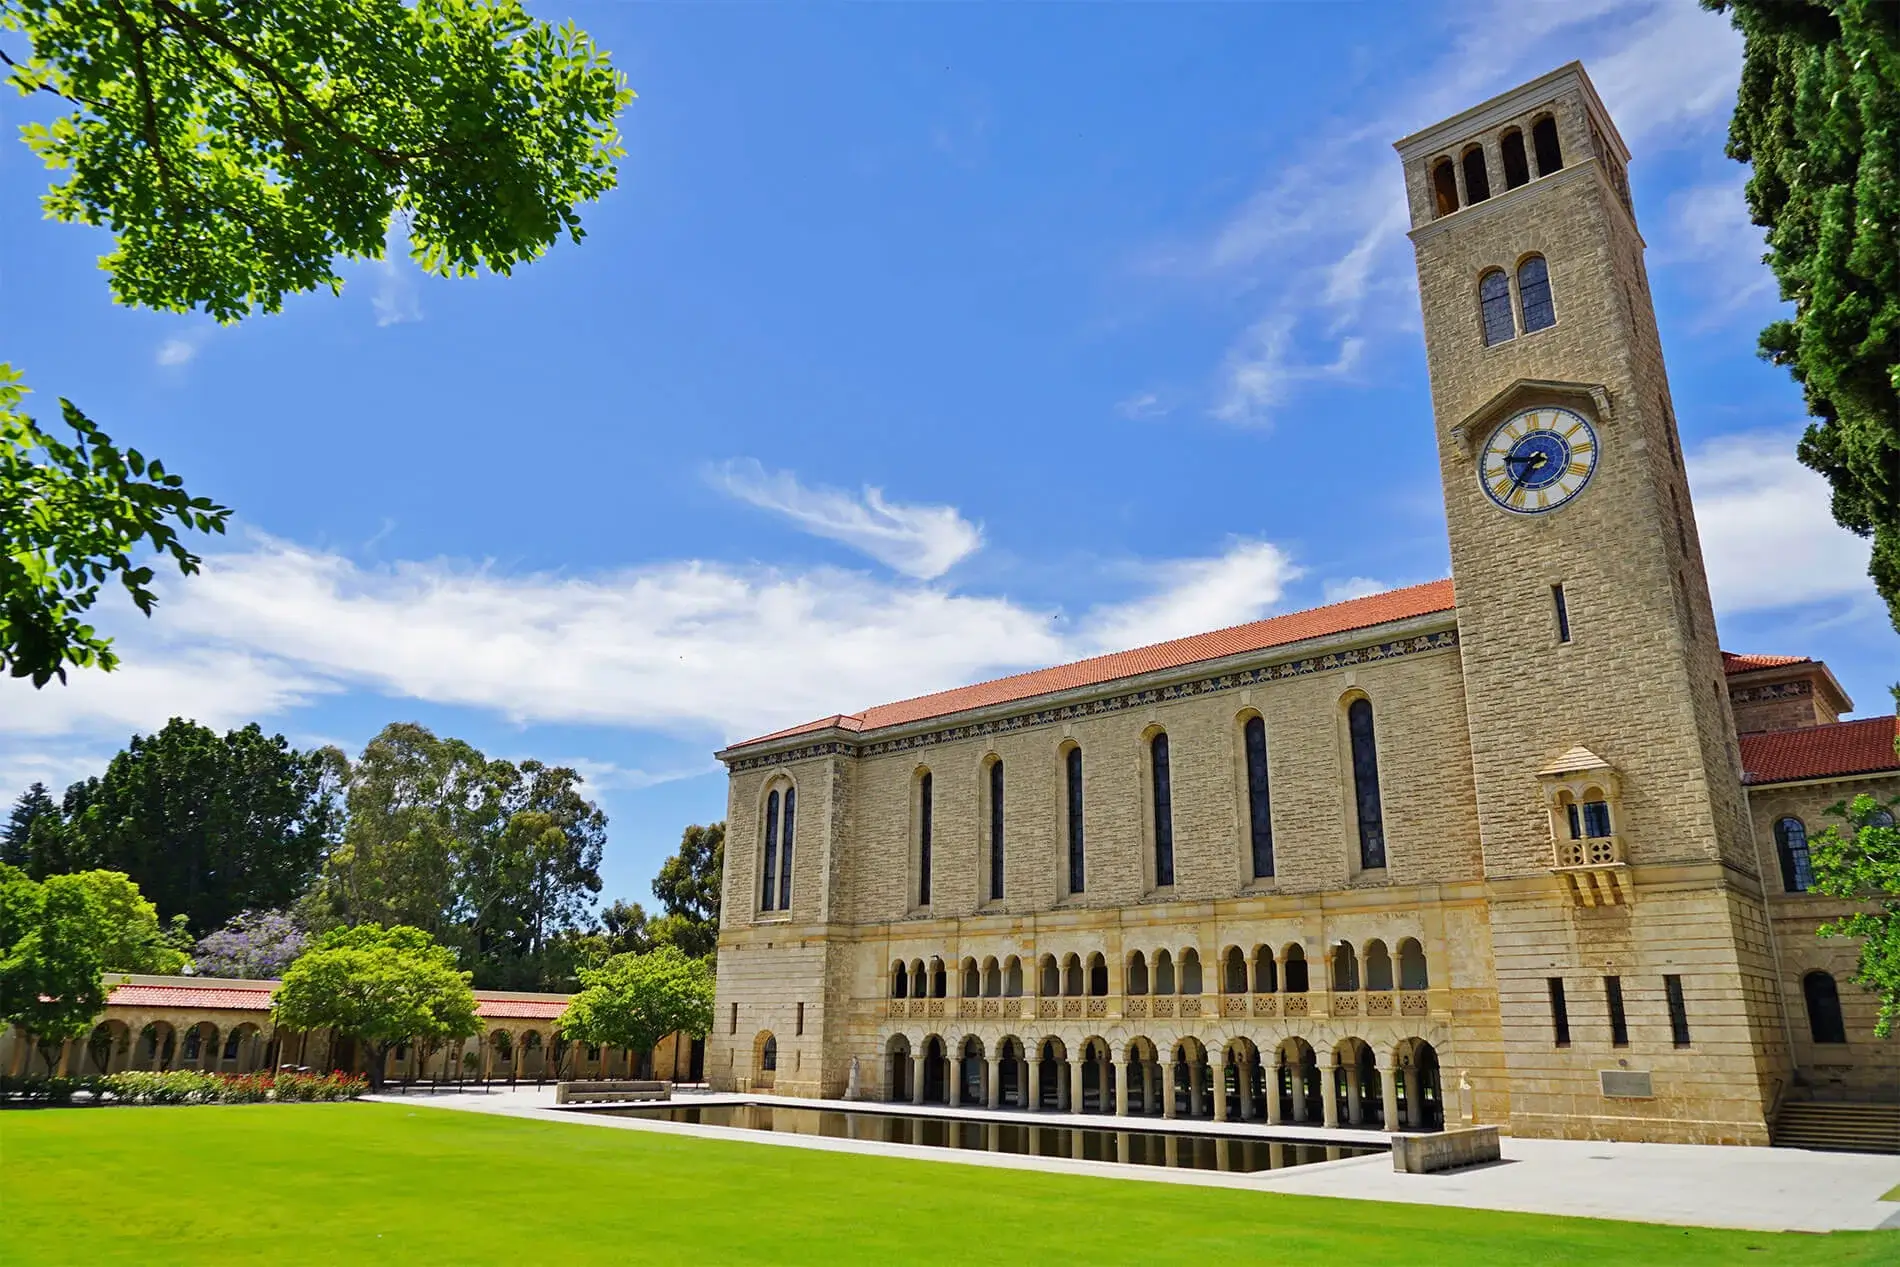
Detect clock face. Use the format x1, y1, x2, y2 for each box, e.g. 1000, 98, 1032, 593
1479, 406, 1598, 514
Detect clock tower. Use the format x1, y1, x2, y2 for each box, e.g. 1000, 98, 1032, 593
1396, 64, 1789, 1142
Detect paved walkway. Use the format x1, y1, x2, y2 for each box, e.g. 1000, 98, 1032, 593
367, 1086, 1900, 1234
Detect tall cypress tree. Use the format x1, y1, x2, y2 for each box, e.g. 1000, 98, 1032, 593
1707, 1, 1900, 629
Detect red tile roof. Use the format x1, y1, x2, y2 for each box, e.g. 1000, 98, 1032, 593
1740, 715, 1900, 785
1723, 652, 1810, 675
107, 983, 273, 1011
733, 579, 1459, 749
476, 998, 566, 1020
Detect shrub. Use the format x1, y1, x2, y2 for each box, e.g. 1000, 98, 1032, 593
0, 1075, 103, 1104
2, 1068, 369, 1107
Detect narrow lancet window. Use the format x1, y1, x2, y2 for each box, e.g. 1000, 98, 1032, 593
778, 787, 795, 910
1532, 116, 1563, 176
1066, 746, 1085, 894
1552, 583, 1570, 642
918, 771, 934, 906
1501, 129, 1530, 188
760, 789, 780, 911
1348, 698, 1386, 870
1244, 716, 1274, 878
1431, 158, 1459, 217
1151, 732, 1175, 887
1461, 147, 1491, 203
1480, 270, 1514, 346
988, 759, 1005, 902
1518, 255, 1555, 332
1775, 816, 1811, 893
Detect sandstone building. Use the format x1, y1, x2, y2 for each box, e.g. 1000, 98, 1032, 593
707, 63, 1898, 1145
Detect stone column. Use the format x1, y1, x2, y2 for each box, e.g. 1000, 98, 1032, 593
985, 1057, 1000, 1109
1265, 1058, 1283, 1125
1161, 1059, 1177, 1119
1211, 1058, 1229, 1122
1188, 1059, 1205, 1118
911, 1053, 926, 1105
1345, 1064, 1363, 1125
1068, 1059, 1083, 1115
1111, 1061, 1127, 1116
1290, 1063, 1309, 1123
1320, 1063, 1339, 1128
1029, 1058, 1042, 1111
1403, 1065, 1422, 1129
1381, 1065, 1401, 1133
56, 1038, 74, 1077
1142, 1061, 1158, 1116
1237, 1058, 1255, 1121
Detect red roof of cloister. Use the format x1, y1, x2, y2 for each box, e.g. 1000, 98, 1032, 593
1740, 714, 1900, 785
1722, 652, 1810, 675
731, 578, 1460, 749
101, 977, 571, 1019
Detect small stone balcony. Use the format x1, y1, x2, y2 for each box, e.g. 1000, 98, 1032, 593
1551, 834, 1630, 906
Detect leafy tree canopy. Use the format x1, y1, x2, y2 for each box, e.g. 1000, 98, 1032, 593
1, 0, 631, 681
270, 922, 478, 1088
71, 868, 190, 973
1, 371, 228, 685
557, 944, 714, 1061
1707, 1, 1900, 628
48, 718, 345, 933
1810, 791, 1900, 1036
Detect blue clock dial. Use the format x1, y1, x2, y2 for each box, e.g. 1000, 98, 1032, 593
1479, 406, 1598, 514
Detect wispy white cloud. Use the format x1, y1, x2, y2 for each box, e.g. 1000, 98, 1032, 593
0, 531, 1310, 760
155, 334, 204, 367
1688, 431, 1873, 614
372, 257, 422, 327
1212, 317, 1364, 428
1656, 174, 1776, 324
710, 459, 983, 580
1322, 577, 1392, 605
1116, 391, 1172, 422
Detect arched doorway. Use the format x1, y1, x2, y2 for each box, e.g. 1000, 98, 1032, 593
1395, 1038, 1444, 1130
885, 1035, 912, 1102
921, 1036, 949, 1104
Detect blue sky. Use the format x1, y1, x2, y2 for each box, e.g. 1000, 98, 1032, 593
2, 1, 1893, 908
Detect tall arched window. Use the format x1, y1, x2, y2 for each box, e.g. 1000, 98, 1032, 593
1087, 953, 1108, 997
1531, 116, 1563, 176
760, 1034, 778, 1073
1398, 938, 1429, 990
1282, 944, 1309, 993
1004, 956, 1024, 997
988, 757, 1005, 902
1243, 715, 1274, 878
1348, 698, 1387, 870
777, 787, 795, 910
1518, 255, 1555, 332
1150, 732, 1175, 887
1501, 128, 1530, 188
1431, 158, 1459, 218
1039, 955, 1060, 997
1332, 942, 1360, 992
1480, 269, 1515, 346
891, 961, 907, 998
1223, 947, 1248, 994
1803, 971, 1846, 1044
760, 788, 781, 911
917, 770, 934, 906
1461, 146, 1491, 203
1126, 951, 1149, 996
1775, 817, 1812, 893
1065, 745, 1086, 895
1253, 945, 1277, 993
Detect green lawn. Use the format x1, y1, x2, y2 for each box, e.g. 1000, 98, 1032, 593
1, 1103, 1893, 1264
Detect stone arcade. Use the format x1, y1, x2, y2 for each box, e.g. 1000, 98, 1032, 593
707, 64, 1899, 1146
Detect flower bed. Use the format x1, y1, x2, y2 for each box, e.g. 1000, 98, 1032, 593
0, 1070, 368, 1106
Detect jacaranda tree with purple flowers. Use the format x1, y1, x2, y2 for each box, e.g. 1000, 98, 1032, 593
193, 909, 307, 980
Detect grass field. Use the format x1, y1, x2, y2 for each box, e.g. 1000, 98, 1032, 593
2, 1103, 1894, 1264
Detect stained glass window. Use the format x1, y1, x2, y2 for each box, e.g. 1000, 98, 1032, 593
1519, 255, 1555, 332
760, 789, 779, 911
1244, 716, 1274, 878
1480, 270, 1514, 345
1151, 733, 1174, 887
1066, 746, 1086, 894
1348, 698, 1386, 870
1775, 816, 1811, 893
778, 787, 795, 910
988, 759, 1005, 901
918, 771, 933, 906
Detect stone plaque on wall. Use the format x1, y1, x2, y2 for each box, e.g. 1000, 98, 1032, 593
1599, 1069, 1654, 1099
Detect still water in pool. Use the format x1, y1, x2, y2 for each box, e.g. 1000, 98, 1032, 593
584, 1102, 1379, 1174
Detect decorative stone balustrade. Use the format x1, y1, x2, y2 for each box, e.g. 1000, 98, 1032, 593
1551, 834, 1631, 906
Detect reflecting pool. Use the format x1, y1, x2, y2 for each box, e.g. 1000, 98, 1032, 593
581, 1102, 1379, 1174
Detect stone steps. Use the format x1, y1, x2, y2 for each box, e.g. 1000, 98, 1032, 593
1771, 1101, 1900, 1154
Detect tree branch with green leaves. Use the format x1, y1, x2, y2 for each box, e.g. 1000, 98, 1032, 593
1809, 790, 1900, 1037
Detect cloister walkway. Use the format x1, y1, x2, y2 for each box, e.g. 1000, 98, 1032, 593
378, 1086, 1900, 1234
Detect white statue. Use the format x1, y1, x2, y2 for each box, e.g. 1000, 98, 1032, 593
844, 1054, 862, 1101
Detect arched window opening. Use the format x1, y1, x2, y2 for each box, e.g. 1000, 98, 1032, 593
1398, 938, 1429, 990
1126, 951, 1149, 996
916, 770, 934, 907
1065, 745, 1086, 895
1775, 817, 1813, 893
1332, 942, 1360, 993
1431, 158, 1459, 217
760, 1034, 778, 1073
1867, 806, 1895, 828
1803, 971, 1846, 1044
1223, 947, 1248, 994
1181, 948, 1203, 995
1283, 944, 1309, 994
760, 788, 781, 912
1531, 116, 1563, 176
982, 957, 1001, 997
778, 787, 796, 910
1565, 793, 1612, 840
1087, 953, 1108, 997
1004, 956, 1024, 997
1365, 940, 1394, 991
962, 958, 980, 998
1154, 949, 1176, 996
1244, 715, 1274, 878
930, 958, 947, 999
1501, 128, 1530, 188
1150, 732, 1175, 887
1480, 269, 1515, 346
1348, 698, 1387, 870
1062, 953, 1083, 997
1518, 255, 1555, 333
1039, 955, 1060, 997
909, 959, 926, 999
1461, 146, 1491, 203
988, 757, 1005, 902
1253, 945, 1277, 993
891, 961, 907, 998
